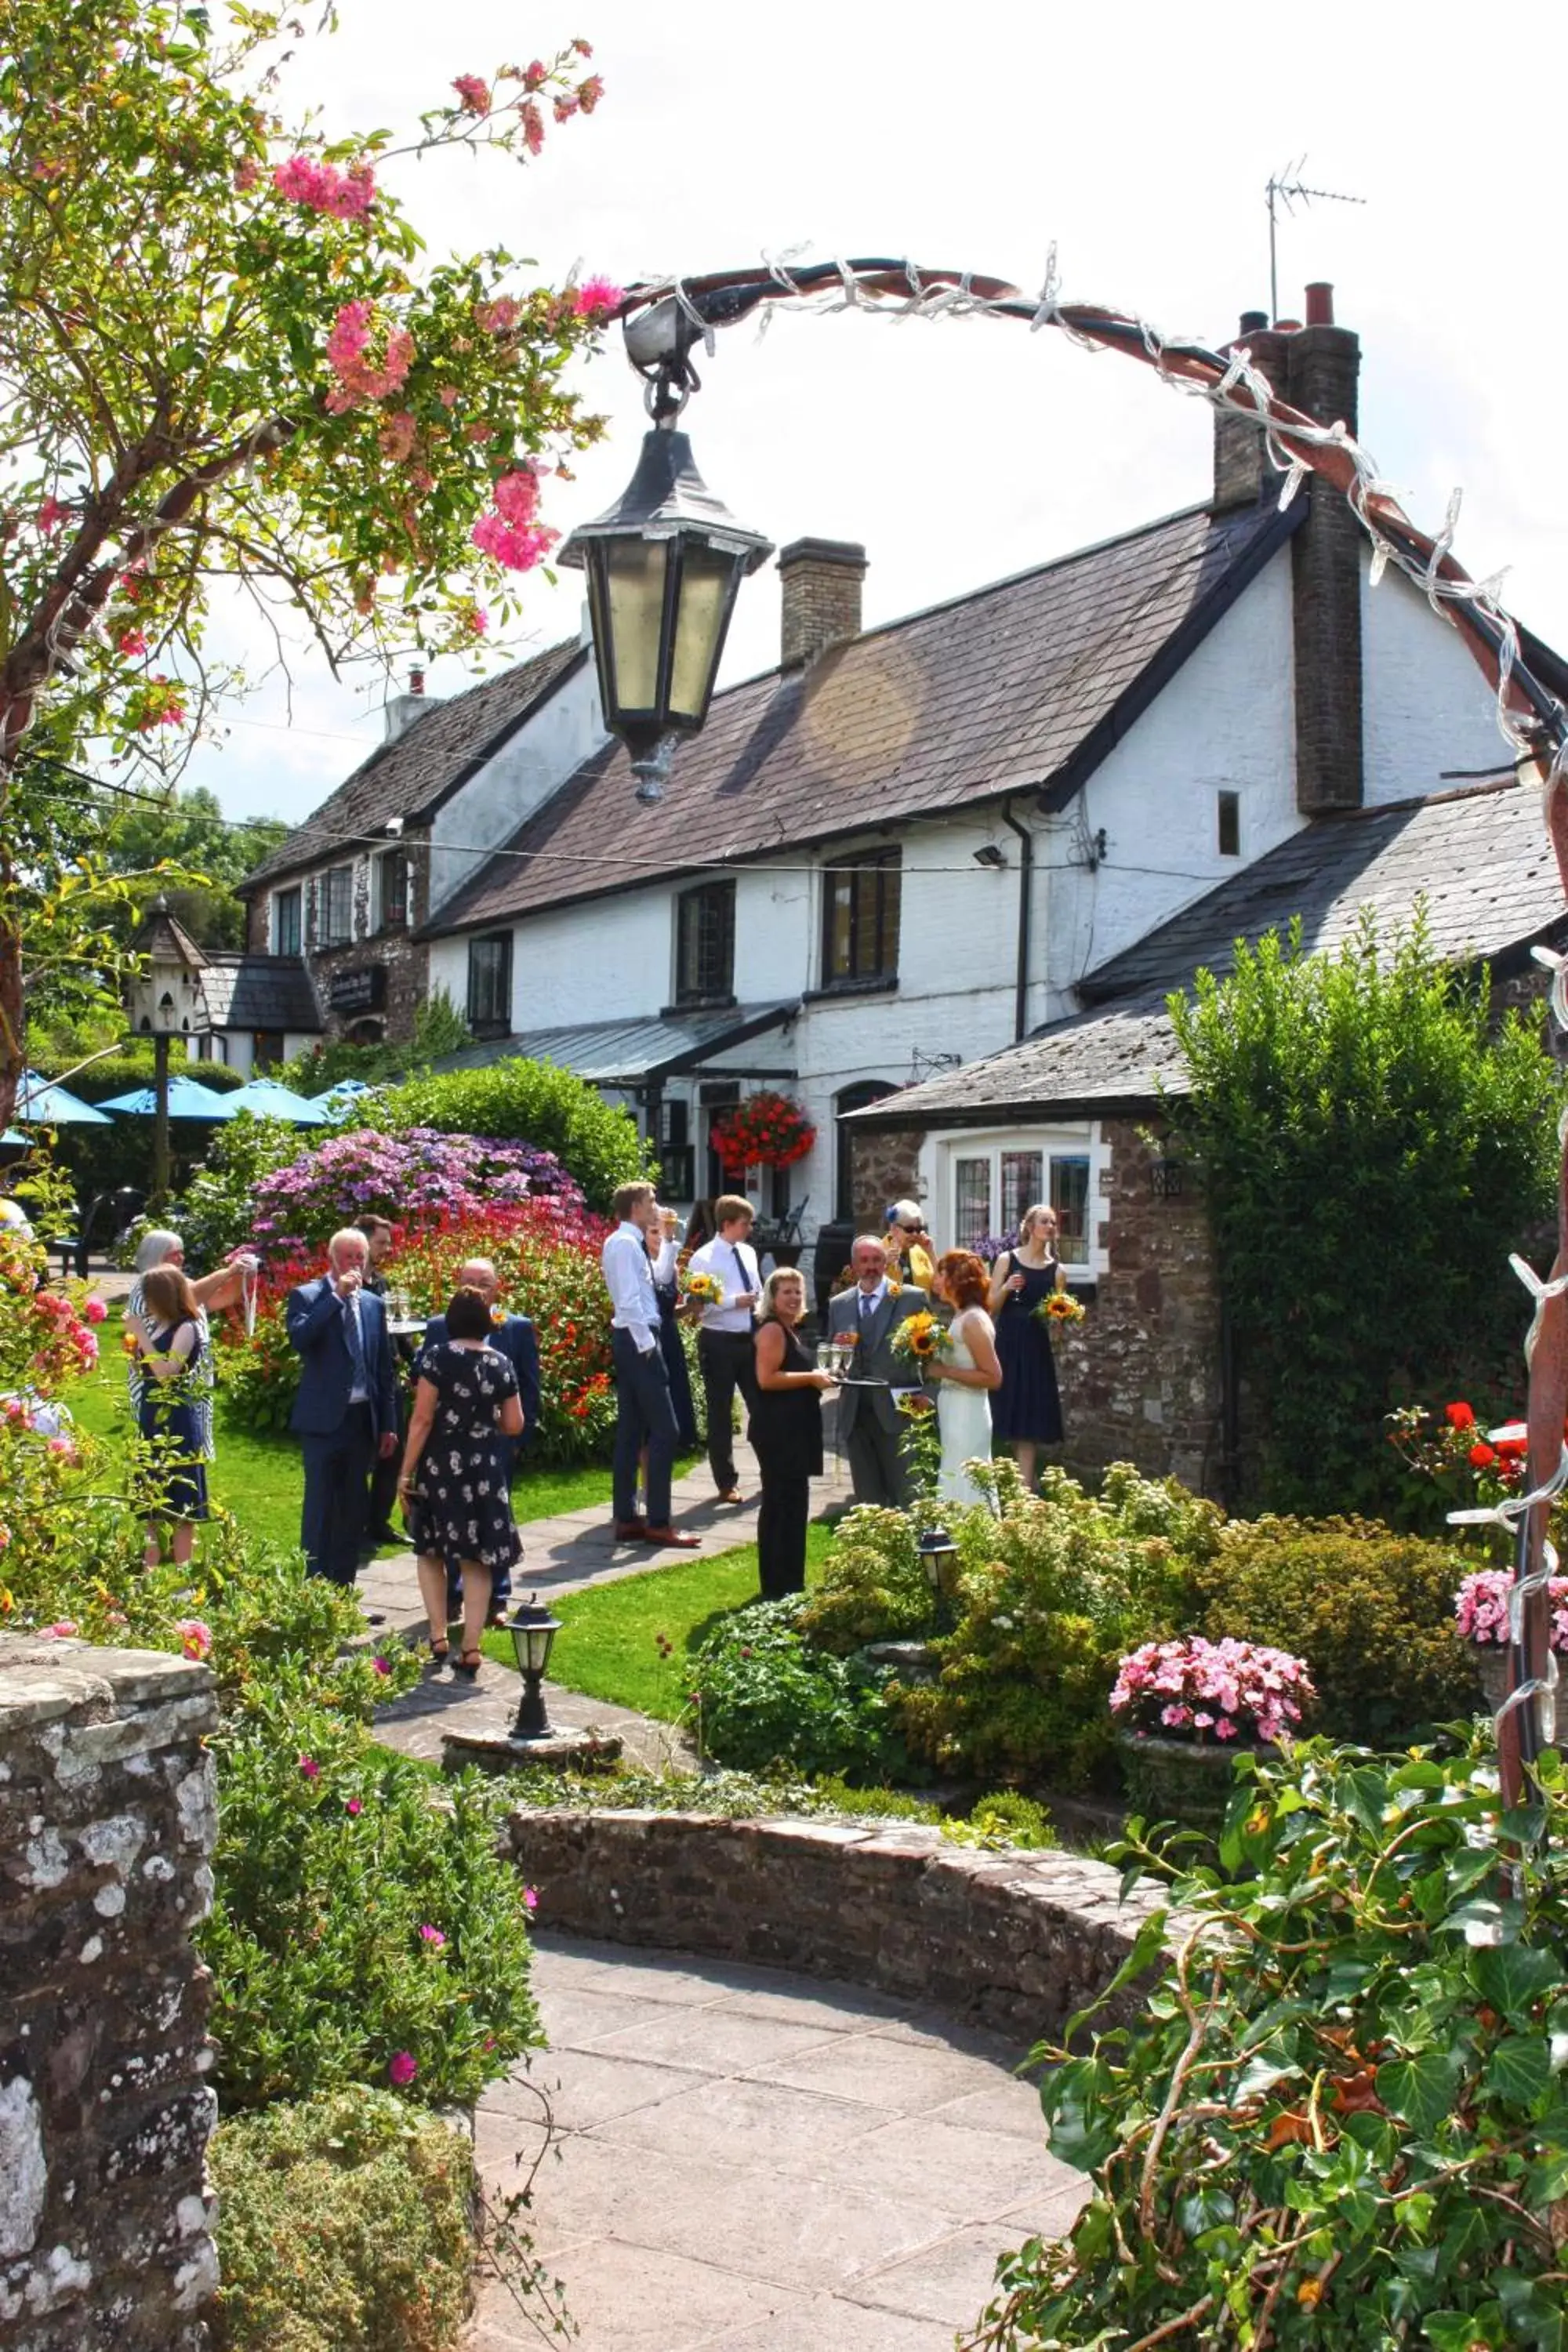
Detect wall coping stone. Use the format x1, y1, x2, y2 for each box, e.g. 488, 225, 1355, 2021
0, 1636, 213, 1730
506, 1807, 1193, 2042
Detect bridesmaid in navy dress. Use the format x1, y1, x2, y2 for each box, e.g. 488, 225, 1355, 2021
988, 1203, 1066, 1489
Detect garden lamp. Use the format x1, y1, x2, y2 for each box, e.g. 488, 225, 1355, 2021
561, 300, 773, 804
916, 1526, 958, 1597
506, 1594, 562, 1740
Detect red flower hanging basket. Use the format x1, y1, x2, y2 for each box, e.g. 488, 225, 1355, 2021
710, 1091, 816, 1174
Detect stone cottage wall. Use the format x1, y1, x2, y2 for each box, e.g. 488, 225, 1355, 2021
0, 1636, 220, 2350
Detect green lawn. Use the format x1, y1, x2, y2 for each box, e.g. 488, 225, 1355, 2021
67, 1305, 680, 1553
483, 1521, 839, 1719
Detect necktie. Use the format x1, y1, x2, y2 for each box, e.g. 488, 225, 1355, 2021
859, 1289, 875, 1323
343, 1294, 368, 1389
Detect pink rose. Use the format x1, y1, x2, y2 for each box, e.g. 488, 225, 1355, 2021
388, 2052, 418, 2087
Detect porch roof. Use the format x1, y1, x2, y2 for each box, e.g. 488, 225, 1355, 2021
429, 999, 800, 1089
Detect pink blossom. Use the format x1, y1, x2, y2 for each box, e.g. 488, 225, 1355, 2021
1214, 1716, 1239, 1740
372, 1655, 391, 1676
85, 1296, 109, 1325
37, 496, 68, 535
438, 385, 461, 408
116, 627, 147, 658
176, 1618, 212, 1661
298, 1755, 320, 1780
572, 275, 623, 321
273, 154, 377, 220
522, 59, 547, 89
47, 1436, 76, 1461
577, 74, 605, 114
492, 467, 540, 524
452, 74, 491, 113
41, 1620, 78, 1639
378, 411, 417, 462
345, 1797, 362, 1817
234, 158, 262, 192
471, 511, 558, 572
387, 2051, 418, 2086
325, 303, 415, 413
554, 95, 579, 122
419, 1923, 447, 1947
466, 607, 488, 637
519, 100, 545, 155
524, 1886, 539, 1911
477, 296, 519, 336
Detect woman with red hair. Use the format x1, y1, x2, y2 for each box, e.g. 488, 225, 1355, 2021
925, 1249, 1002, 1510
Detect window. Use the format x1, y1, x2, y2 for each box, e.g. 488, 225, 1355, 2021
946, 1138, 1099, 1265
274, 887, 302, 956
1217, 789, 1241, 858
466, 931, 513, 1034
252, 1031, 285, 1073
378, 850, 410, 932
822, 847, 901, 988
658, 1098, 695, 1201
1001, 1150, 1044, 1237
321, 865, 353, 946
674, 879, 735, 1004
954, 1156, 993, 1248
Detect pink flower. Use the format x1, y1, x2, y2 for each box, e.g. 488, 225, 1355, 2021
274, 154, 376, 220
438, 385, 461, 407
378, 410, 418, 463
116, 627, 148, 658
83, 1296, 107, 1323
577, 74, 605, 113
298, 1755, 320, 1780
345, 1798, 362, 1817
471, 511, 558, 572
452, 74, 491, 113
492, 466, 540, 524
41, 1620, 78, 1639
524, 1886, 539, 1911
572, 275, 623, 322
372, 1656, 391, 1676
37, 496, 68, 535
477, 295, 519, 336
466, 606, 488, 637
176, 1618, 212, 1661
522, 59, 547, 89
234, 158, 261, 192
519, 99, 545, 155
419, 1924, 447, 1947
47, 1436, 76, 1462
388, 2051, 418, 2086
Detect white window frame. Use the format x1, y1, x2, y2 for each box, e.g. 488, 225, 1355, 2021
920, 1123, 1110, 1282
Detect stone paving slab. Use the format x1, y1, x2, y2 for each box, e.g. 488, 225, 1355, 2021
465, 1933, 1086, 2351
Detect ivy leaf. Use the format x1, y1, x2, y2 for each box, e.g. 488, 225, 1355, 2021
1481, 2034, 1552, 2110
1061, 1907, 1168, 2050
1473, 1942, 1564, 2023
1374, 2052, 1465, 2136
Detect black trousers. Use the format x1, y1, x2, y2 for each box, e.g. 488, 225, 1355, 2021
299, 1403, 375, 1586
757, 1467, 811, 1599
612, 1328, 678, 1525
698, 1327, 759, 1490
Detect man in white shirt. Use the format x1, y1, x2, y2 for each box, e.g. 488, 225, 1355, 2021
601, 1181, 700, 1549
684, 1192, 763, 1502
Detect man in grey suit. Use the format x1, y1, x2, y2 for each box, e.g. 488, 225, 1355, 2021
826, 1232, 931, 1509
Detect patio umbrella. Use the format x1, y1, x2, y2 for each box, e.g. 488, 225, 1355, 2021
98, 1074, 241, 1120
14, 1070, 111, 1125
311, 1076, 374, 1108
222, 1076, 327, 1125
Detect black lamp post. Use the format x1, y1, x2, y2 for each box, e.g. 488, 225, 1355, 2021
916, 1526, 958, 1600
506, 1595, 562, 1740
561, 307, 772, 804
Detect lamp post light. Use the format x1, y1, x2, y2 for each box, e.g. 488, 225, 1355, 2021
506, 1594, 563, 1741
916, 1526, 958, 1602
560, 303, 772, 805
126, 895, 209, 1213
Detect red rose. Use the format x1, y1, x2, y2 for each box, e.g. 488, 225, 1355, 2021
1445, 1403, 1475, 1432
1468, 1441, 1497, 1468
1494, 1436, 1528, 1460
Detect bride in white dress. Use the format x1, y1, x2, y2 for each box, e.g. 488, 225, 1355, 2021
926, 1250, 1004, 1512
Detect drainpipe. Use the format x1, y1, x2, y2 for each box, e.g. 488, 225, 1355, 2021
1000, 804, 1034, 1042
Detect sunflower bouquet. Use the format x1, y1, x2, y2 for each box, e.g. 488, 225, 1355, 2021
890, 1309, 952, 1367
680, 1268, 725, 1311
1036, 1290, 1086, 1326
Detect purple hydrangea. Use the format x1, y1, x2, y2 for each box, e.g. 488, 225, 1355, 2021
249, 1126, 584, 1258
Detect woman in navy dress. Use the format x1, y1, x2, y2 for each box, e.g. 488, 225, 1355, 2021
988, 1202, 1066, 1490
400, 1285, 524, 1678
127, 1265, 210, 1569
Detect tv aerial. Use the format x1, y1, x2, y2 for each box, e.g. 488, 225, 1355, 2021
1265, 160, 1366, 321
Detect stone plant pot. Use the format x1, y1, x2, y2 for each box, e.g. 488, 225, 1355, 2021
1115, 1728, 1275, 1835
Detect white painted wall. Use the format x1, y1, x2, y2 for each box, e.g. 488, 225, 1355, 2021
1362, 557, 1511, 802
427, 659, 604, 913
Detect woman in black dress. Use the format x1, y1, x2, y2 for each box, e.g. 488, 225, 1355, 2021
399, 1285, 524, 1676
988, 1202, 1066, 1490
749, 1266, 833, 1600
127, 1265, 210, 1569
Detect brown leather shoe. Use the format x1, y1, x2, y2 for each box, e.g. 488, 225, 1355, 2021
715, 1488, 745, 1504
613, 1519, 650, 1541
643, 1526, 700, 1548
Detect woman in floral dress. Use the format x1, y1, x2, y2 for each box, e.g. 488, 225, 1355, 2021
399, 1285, 524, 1676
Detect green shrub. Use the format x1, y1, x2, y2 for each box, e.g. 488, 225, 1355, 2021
897, 1465, 1222, 1791
691, 1598, 907, 1780
942, 1789, 1056, 1849
368, 1059, 651, 1212
978, 1736, 1568, 2350
211, 2089, 473, 2352
1197, 1514, 1477, 1744
798, 1504, 935, 1653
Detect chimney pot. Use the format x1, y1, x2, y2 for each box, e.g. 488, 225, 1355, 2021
1238, 309, 1269, 336
1273, 318, 1302, 334
408, 664, 426, 696
1305, 281, 1334, 328
778, 537, 867, 670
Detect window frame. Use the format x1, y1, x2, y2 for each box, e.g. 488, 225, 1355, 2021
273, 886, 302, 957
820, 846, 902, 990
320, 864, 354, 947
466, 931, 514, 1036
377, 848, 410, 934
936, 1127, 1108, 1277
673, 877, 736, 1007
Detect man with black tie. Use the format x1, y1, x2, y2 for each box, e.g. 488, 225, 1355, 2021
286, 1228, 399, 1586
684, 1192, 762, 1503
825, 1232, 931, 1509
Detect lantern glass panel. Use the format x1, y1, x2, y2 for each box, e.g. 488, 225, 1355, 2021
603, 538, 669, 715
512, 1619, 557, 1676
666, 543, 735, 723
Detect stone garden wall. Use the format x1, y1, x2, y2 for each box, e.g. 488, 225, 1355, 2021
507, 1809, 1181, 2040
0, 1636, 220, 2351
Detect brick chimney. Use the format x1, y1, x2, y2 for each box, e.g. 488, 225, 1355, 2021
1211, 285, 1363, 814
383, 663, 441, 743
778, 538, 866, 670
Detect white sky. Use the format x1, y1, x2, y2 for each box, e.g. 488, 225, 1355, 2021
188, 0, 1568, 829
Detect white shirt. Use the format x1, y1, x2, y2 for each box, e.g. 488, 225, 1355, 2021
687, 1234, 760, 1334
602, 1221, 659, 1353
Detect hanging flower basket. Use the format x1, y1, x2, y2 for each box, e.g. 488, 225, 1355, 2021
710, 1091, 816, 1175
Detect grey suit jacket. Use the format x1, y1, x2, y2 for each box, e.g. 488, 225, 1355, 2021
826, 1283, 931, 1439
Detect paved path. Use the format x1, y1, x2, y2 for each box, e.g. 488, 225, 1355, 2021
466, 1936, 1087, 2352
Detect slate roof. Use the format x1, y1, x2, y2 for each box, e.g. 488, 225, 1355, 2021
432, 499, 1299, 937
858, 779, 1564, 1127
429, 1000, 799, 1088
199, 954, 322, 1033
241, 639, 586, 894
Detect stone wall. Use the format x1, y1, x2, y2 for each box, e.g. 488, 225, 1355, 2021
0, 1636, 220, 2350
849, 1123, 924, 1229
1054, 1116, 1224, 1495
506, 1808, 1181, 2042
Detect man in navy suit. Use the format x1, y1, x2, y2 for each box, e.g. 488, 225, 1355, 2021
287, 1228, 399, 1586
422, 1255, 540, 1621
